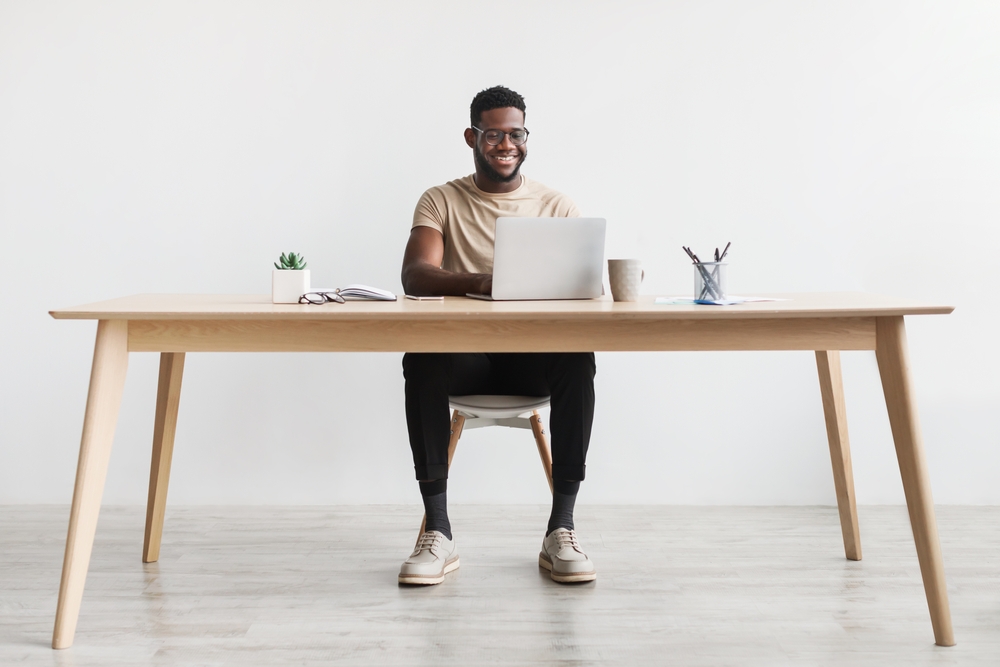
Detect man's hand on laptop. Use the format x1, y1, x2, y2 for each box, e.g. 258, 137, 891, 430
401, 227, 494, 297
475, 274, 493, 296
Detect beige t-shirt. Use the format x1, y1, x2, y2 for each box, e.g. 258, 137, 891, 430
411, 174, 581, 274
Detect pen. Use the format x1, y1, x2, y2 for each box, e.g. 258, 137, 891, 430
685, 248, 715, 299
712, 243, 730, 296
711, 248, 721, 294
694, 251, 722, 300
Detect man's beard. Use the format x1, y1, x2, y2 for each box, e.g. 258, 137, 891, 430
474, 144, 526, 184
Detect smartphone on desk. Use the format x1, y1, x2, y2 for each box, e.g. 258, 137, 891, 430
405, 295, 445, 301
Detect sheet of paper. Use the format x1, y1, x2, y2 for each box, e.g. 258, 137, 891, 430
654, 296, 788, 306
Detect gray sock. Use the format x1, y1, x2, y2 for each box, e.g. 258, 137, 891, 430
547, 480, 581, 536
419, 479, 452, 541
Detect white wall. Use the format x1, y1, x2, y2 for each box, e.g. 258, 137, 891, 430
2, 1, 998, 506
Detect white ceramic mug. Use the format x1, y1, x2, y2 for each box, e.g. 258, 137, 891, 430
607, 259, 644, 302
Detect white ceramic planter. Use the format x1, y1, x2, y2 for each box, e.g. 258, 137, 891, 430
272, 269, 310, 304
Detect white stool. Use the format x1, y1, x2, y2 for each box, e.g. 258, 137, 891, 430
417, 395, 553, 536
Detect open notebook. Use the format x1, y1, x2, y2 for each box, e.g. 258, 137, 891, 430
307, 284, 397, 301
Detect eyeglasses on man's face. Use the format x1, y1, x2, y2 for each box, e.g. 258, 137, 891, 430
472, 126, 530, 146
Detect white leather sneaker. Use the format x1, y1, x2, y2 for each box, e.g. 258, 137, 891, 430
539, 528, 596, 583
398, 531, 460, 585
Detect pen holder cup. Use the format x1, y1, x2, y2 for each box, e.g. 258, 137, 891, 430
693, 262, 728, 301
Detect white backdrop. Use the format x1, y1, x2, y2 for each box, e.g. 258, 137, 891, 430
1, 1, 998, 506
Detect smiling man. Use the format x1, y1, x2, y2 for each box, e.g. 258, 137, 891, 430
398, 86, 597, 586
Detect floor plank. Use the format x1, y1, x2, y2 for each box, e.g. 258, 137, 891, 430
1, 505, 998, 666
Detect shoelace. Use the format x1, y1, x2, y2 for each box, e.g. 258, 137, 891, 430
414, 531, 444, 557
554, 529, 583, 554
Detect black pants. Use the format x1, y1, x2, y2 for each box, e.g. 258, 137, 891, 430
402, 353, 596, 482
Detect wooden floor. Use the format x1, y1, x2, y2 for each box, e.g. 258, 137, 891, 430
1, 505, 998, 666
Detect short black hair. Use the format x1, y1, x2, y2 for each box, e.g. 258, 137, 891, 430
470, 86, 526, 128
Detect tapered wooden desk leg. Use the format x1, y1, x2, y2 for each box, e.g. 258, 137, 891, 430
875, 317, 955, 647
530, 411, 554, 494
419, 411, 465, 539
815, 351, 862, 561
52, 320, 129, 649
143, 352, 185, 563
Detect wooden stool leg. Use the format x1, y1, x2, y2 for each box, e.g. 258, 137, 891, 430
419, 411, 465, 538
530, 410, 554, 494
815, 350, 862, 561
143, 352, 186, 563
875, 316, 955, 647
446, 411, 465, 468
53, 320, 129, 649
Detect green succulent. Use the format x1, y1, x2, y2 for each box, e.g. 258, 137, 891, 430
274, 252, 307, 270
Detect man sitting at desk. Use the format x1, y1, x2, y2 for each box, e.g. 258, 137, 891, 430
399, 86, 597, 585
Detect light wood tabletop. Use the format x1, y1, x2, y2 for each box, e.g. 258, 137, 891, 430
47, 292, 956, 649
48, 293, 953, 354
50, 292, 953, 320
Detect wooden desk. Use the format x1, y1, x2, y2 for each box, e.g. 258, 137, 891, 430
48, 293, 956, 648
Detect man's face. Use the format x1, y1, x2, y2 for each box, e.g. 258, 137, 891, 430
468, 107, 527, 184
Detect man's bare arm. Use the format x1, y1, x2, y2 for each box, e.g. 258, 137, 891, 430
401, 226, 492, 297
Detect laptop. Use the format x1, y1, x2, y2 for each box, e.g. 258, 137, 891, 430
467, 217, 606, 301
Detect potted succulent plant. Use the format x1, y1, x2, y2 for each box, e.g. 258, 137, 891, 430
272, 252, 310, 304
